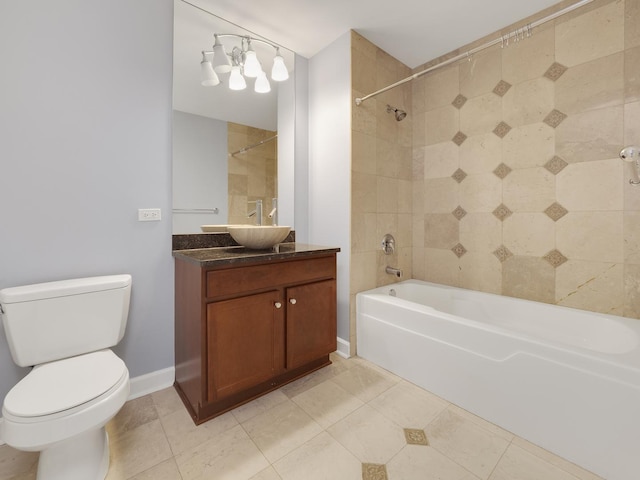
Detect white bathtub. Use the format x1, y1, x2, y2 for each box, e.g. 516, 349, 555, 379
356, 280, 640, 480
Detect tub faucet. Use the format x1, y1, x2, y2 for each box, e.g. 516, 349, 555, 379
385, 266, 402, 278
268, 197, 278, 226
247, 199, 263, 226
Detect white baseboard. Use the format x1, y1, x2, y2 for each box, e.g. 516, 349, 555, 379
335, 337, 351, 358
128, 366, 175, 400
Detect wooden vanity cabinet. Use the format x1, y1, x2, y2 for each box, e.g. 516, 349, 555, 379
174, 252, 337, 424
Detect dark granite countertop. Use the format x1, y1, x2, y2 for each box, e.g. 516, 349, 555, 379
173, 243, 340, 267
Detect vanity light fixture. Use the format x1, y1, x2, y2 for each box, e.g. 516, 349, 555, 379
200, 33, 289, 93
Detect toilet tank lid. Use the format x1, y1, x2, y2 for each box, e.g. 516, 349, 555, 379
0, 274, 131, 304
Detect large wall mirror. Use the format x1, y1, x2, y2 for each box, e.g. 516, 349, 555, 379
172, 0, 296, 234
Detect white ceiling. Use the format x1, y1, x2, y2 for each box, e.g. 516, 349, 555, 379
190, 0, 564, 68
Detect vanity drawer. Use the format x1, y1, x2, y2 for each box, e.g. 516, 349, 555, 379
206, 255, 335, 299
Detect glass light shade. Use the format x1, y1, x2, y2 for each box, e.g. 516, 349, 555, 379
200, 59, 220, 86
254, 71, 271, 93
271, 52, 289, 81
243, 49, 262, 78
211, 37, 231, 73
229, 66, 247, 90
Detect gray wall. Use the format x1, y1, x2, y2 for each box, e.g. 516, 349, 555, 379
172, 111, 228, 233
0, 0, 174, 400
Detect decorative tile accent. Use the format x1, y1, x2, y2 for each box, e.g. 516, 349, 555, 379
451, 94, 468, 109
362, 463, 388, 480
492, 80, 512, 97
543, 109, 568, 128
492, 203, 513, 221
452, 205, 467, 220
404, 428, 429, 446
544, 202, 569, 222
493, 162, 512, 179
493, 121, 512, 138
544, 155, 569, 175
493, 245, 513, 263
451, 243, 467, 258
544, 62, 568, 82
452, 131, 468, 146
451, 168, 467, 183
543, 249, 568, 267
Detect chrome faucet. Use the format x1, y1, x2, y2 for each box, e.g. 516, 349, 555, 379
268, 197, 277, 226
247, 199, 263, 225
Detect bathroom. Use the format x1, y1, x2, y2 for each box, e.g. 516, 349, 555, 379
1, 0, 639, 478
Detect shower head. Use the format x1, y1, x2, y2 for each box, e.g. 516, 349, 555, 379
386, 104, 407, 121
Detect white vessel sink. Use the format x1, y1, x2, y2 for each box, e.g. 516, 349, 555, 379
227, 225, 291, 250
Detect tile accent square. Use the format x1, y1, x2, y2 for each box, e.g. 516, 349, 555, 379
451, 168, 467, 183
362, 463, 388, 480
452, 205, 467, 220
493, 80, 512, 97
404, 428, 429, 446
493, 121, 512, 138
493, 162, 512, 179
451, 94, 468, 109
451, 243, 467, 258
543, 249, 569, 268
493, 245, 513, 263
544, 202, 569, 222
492, 203, 513, 221
452, 131, 468, 146
544, 156, 568, 175
544, 62, 568, 81
543, 109, 568, 128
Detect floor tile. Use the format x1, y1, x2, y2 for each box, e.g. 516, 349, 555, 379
249, 466, 282, 480
273, 432, 361, 480
327, 404, 406, 464
489, 444, 581, 480
151, 387, 186, 418
106, 419, 173, 480
106, 395, 159, 441
0, 446, 37, 480
386, 445, 481, 480
448, 405, 514, 442
280, 363, 345, 398
242, 400, 323, 463
510, 437, 602, 480
175, 424, 268, 480
291, 379, 364, 428
331, 364, 398, 402
369, 380, 449, 429
425, 408, 510, 479
232, 389, 289, 424
128, 458, 183, 480
160, 406, 238, 456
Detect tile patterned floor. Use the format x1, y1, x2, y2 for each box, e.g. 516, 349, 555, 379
0, 354, 603, 480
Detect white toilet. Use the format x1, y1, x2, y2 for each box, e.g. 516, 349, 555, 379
0, 274, 132, 480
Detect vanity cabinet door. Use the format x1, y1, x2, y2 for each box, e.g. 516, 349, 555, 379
286, 279, 337, 370
206, 290, 285, 401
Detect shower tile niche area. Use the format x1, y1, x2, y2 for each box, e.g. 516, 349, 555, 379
409, 0, 640, 319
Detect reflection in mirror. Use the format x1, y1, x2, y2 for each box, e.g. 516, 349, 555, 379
172, 0, 295, 234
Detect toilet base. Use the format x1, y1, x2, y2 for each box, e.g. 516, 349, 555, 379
37, 427, 109, 480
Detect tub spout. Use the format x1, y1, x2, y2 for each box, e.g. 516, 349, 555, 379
385, 266, 402, 278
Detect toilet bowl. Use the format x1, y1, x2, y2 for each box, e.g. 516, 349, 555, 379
0, 275, 132, 480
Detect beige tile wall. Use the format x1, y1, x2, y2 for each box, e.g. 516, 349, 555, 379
227, 122, 277, 225
412, 0, 640, 318
350, 32, 413, 351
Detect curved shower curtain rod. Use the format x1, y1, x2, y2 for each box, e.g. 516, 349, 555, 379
355, 0, 595, 106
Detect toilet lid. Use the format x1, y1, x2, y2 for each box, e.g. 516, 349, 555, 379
3, 350, 127, 418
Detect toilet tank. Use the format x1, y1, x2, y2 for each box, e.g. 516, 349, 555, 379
0, 274, 132, 367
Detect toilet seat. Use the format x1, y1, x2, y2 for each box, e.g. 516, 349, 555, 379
4, 349, 127, 418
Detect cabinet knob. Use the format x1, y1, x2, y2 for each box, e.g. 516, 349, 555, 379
275, 302, 282, 309
289, 298, 297, 305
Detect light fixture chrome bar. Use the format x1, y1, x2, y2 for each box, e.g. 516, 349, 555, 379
230, 135, 278, 156
355, 0, 595, 106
